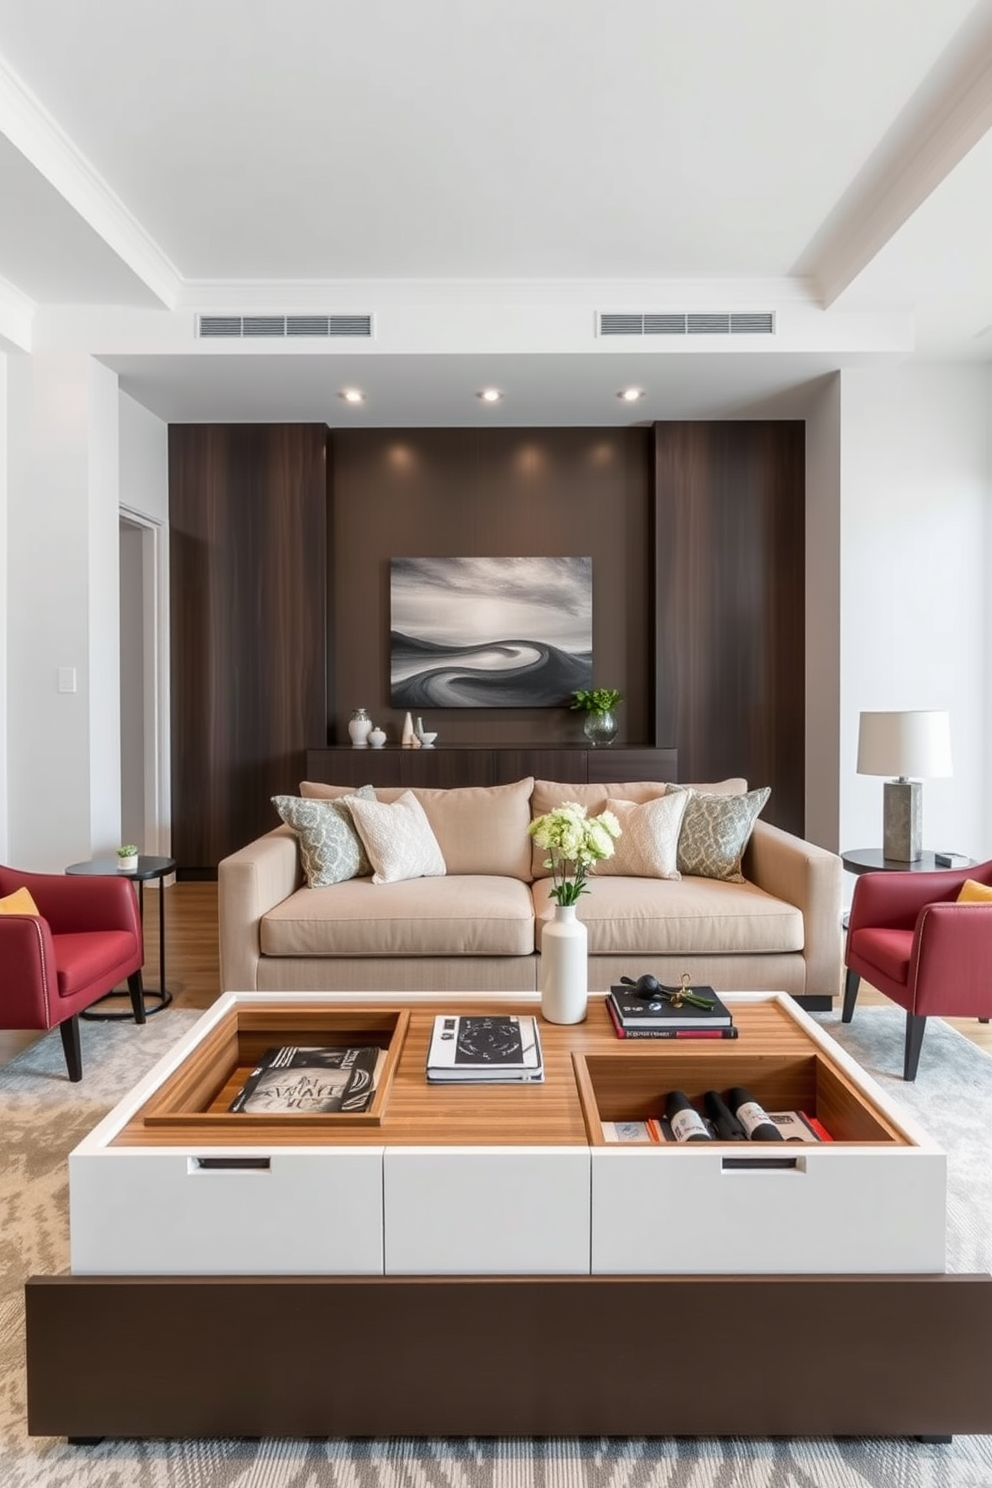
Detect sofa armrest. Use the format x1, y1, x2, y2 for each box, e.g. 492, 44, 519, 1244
218, 826, 301, 992
743, 820, 842, 999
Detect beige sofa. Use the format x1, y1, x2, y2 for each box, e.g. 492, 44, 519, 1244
218, 776, 842, 1004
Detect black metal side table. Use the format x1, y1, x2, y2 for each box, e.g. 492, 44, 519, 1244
841, 848, 976, 876
65, 854, 177, 1020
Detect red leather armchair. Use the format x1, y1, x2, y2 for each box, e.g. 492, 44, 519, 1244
0, 864, 145, 1081
843, 859, 992, 1080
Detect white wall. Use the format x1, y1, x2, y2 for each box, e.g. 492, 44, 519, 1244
6, 352, 122, 870
0, 351, 7, 861
838, 364, 991, 872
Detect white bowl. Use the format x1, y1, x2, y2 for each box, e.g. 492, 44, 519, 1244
419, 732, 438, 747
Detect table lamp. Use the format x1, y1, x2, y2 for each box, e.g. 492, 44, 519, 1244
856, 710, 952, 862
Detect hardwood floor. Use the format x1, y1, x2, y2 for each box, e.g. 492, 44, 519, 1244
2, 880, 991, 1069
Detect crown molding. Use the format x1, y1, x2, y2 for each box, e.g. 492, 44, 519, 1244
0, 56, 181, 309
0, 270, 34, 350
807, 8, 992, 306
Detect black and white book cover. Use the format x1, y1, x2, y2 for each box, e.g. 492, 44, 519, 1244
426, 1015, 544, 1082
229, 1045, 382, 1114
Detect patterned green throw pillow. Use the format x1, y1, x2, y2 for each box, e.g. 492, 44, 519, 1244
673, 785, 771, 882
272, 785, 375, 887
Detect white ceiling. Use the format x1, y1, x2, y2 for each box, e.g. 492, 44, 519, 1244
2, 0, 992, 423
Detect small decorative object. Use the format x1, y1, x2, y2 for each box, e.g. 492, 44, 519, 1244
571, 687, 624, 747
368, 726, 386, 749
401, 711, 416, 747
348, 708, 373, 748
528, 802, 621, 1024
116, 845, 139, 872
414, 716, 439, 748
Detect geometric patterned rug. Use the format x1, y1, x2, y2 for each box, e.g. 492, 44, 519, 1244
2, 1004, 991, 1488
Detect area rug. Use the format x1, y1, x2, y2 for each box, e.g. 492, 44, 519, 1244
2, 1006, 992, 1488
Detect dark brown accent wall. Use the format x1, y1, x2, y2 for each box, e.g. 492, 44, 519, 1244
169, 425, 329, 871
653, 422, 805, 834
168, 421, 805, 870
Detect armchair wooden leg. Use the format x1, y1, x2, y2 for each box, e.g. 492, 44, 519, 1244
842, 968, 860, 1023
127, 970, 146, 1025
904, 1013, 927, 1082
59, 1017, 83, 1082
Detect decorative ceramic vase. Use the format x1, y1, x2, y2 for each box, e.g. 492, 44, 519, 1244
348, 708, 372, 747
583, 710, 618, 747
402, 711, 416, 747
117, 853, 138, 872
540, 904, 588, 1024
368, 727, 386, 749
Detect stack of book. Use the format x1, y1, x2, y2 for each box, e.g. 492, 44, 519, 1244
605, 983, 737, 1039
425, 1014, 545, 1083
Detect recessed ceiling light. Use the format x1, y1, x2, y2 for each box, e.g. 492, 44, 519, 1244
477, 388, 503, 403
339, 388, 365, 404
617, 387, 644, 402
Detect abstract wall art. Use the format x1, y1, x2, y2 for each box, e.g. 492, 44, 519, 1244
390, 556, 593, 707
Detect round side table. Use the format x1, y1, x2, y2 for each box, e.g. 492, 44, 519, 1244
65, 855, 177, 1020
841, 848, 976, 876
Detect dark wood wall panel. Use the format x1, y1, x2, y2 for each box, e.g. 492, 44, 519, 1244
330, 428, 653, 749
653, 422, 805, 834
169, 425, 329, 871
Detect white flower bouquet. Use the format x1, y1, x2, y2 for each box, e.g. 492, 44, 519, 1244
528, 801, 621, 906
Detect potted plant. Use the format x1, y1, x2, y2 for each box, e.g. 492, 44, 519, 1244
570, 687, 624, 747
116, 844, 139, 872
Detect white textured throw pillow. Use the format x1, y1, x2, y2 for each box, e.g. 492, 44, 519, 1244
347, 790, 447, 884
595, 791, 689, 879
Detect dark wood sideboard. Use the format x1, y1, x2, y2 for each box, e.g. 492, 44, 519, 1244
303, 745, 679, 790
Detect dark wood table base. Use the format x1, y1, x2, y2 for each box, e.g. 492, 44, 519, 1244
25, 1272, 992, 1441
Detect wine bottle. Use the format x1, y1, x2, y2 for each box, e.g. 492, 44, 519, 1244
663, 1090, 712, 1143
726, 1086, 785, 1142
703, 1089, 747, 1140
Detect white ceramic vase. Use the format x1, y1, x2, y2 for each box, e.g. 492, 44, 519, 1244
348, 708, 372, 747
541, 903, 588, 1024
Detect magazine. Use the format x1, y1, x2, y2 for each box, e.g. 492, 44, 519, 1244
228, 1045, 383, 1114
426, 1014, 544, 1082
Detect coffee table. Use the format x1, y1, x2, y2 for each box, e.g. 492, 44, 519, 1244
25, 992, 992, 1442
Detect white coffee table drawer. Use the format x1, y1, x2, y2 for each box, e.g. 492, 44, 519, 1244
384, 1146, 590, 1275
591, 1145, 946, 1275
70, 1147, 384, 1275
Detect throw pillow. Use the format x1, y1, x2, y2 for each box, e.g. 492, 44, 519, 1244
271, 785, 375, 888
673, 785, 771, 882
595, 792, 689, 879
347, 790, 447, 885
957, 879, 992, 904
0, 885, 40, 915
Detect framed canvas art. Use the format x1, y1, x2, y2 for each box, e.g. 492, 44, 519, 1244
390, 556, 593, 707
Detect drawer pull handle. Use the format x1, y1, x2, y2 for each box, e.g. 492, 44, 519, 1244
721, 1156, 803, 1172
188, 1157, 271, 1172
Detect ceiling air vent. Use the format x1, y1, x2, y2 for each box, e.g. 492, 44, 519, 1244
197, 314, 373, 339
597, 311, 775, 337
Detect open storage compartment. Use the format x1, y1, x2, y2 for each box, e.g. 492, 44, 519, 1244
573, 1048, 908, 1146
129, 1003, 410, 1135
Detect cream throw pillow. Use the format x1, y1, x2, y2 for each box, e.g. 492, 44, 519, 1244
0, 886, 40, 915
595, 792, 689, 879
347, 790, 447, 885
272, 786, 375, 887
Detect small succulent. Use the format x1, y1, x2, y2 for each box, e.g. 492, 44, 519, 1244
117, 844, 139, 858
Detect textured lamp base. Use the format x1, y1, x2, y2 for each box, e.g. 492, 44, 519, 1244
883, 778, 922, 862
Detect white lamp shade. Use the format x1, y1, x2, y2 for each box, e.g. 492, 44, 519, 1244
857, 710, 953, 779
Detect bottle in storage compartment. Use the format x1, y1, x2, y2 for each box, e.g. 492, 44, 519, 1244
726, 1087, 785, 1142
664, 1090, 712, 1143
704, 1089, 747, 1140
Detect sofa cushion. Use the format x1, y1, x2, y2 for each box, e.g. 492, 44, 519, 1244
261, 875, 536, 957
530, 778, 748, 877
300, 777, 535, 879
348, 791, 447, 884
596, 792, 689, 879
672, 786, 771, 882
272, 786, 375, 887
532, 875, 803, 956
